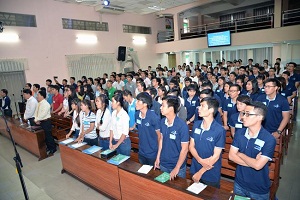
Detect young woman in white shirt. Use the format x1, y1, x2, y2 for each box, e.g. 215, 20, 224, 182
109, 93, 131, 156
95, 94, 111, 150
66, 99, 82, 139
75, 99, 98, 146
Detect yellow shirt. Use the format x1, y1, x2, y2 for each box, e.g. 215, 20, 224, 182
34, 99, 51, 121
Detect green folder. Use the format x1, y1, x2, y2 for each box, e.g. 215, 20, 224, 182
154, 172, 170, 183
234, 195, 251, 200
100, 149, 114, 155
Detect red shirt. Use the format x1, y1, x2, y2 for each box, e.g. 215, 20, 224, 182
52, 93, 63, 112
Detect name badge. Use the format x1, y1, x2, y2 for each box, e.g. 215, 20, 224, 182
136, 119, 141, 124
254, 139, 265, 147
263, 102, 267, 105
235, 123, 243, 128
261, 89, 265, 92
281, 93, 286, 96
170, 134, 176, 140
194, 128, 201, 134
192, 101, 196, 104
228, 104, 233, 107
216, 90, 220, 92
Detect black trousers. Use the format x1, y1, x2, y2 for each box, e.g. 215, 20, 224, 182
40, 119, 56, 152
4, 109, 12, 117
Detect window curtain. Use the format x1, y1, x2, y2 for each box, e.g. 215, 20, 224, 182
127, 51, 141, 72
66, 53, 118, 80
253, 47, 273, 65
237, 49, 247, 65
0, 58, 27, 115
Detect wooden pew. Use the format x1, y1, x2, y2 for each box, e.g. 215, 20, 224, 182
50, 114, 72, 140
0, 117, 47, 161
119, 159, 232, 200
129, 130, 139, 163
59, 142, 122, 199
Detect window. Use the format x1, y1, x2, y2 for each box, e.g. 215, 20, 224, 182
220, 11, 246, 27
0, 12, 36, 27
62, 18, 108, 31
123, 24, 151, 34
253, 6, 274, 23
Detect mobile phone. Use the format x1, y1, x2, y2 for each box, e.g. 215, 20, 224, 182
54, 76, 58, 79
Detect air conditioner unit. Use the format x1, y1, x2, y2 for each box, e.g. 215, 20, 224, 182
94, 4, 125, 15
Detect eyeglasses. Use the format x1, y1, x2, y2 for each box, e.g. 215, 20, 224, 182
229, 90, 238, 93
241, 112, 259, 117
264, 85, 276, 89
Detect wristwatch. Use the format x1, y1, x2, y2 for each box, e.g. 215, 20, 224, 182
277, 130, 282, 135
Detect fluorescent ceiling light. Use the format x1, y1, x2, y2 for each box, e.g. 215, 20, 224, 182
133, 36, 146, 45
148, 6, 165, 11
76, 34, 97, 44
0, 33, 19, 43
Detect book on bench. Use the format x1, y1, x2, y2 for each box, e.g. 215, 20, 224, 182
154, 172, 170, 183
59, 138, 75, 145
82, 145, 102, 155
107, 154, 130, 165
100, 149, 116, 159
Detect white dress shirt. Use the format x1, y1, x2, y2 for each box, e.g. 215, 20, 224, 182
110, 108, 129, 140
24, 96, 38, 120
70, 110, 83, 132
96, 108, 111, 138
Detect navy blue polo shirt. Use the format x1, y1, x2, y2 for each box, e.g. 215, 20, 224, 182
258, 87, 265, 95
232, 127, 276, 194
246, 92, 260, 101
184, 95, 200, 121
150, 100, 161, 118
223, 98, 238, 124
160, 116, 189, 169
257, 94, 290, 133
289, 73, 300, 84
215, 88, 224, 100
240, 89, 247, 95
190, 120, 226, 183
213, 94, 222, 109
228, 112, 245, 131
281, 82, 297, 98
182, 87, 188, 100
135, 110, 160, 159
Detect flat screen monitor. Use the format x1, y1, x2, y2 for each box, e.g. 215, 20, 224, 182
207, 30, 231, 47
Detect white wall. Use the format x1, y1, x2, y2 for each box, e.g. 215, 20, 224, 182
0, 0, 164, 85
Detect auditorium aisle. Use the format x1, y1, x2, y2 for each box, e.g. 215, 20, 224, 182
0, 106, 299, 200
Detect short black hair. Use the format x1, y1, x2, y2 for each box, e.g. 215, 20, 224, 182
201, 81, 213, 89
26, 83, 32, 88
1, 89, 8, 95
46, 79, 52, 84
199, 89, 213, 97
282, 71, 290, 76
265, 78, 281, 87
237, 95, 251, 105
146, 86, 157, 98
126, 74, 133, 79
162, 95, 180, 114
136, 92, 153, 109
200, 97, 219, 116
249, 101, 267, 120
23, 89, 32, 95
122, 89, 132, 97
70, 77, 75, 81
230, 84, 241, 91
33, 84, 40, 89
38, 90, 46, 99
276, 58, 281, 61
187, 84, 197, 91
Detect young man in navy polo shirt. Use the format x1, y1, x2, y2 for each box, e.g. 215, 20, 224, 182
135, 92, 161, 165
184, 84, 200, 124
229, 101, 276, 199
189, 97, 226, 188
223, 84, 241, 130
256, 78, 290, 138
281, 71, 297, 104
155, 96, 189, 180
228, 95, 251, 137
287, 62, 300, 88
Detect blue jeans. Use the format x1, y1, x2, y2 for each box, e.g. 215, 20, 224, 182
73, 129, 79, 139
138, 154, 156, 166
83, 137, 99, 146
160, 164, 186, 178
99, 138, 109, 150
112, 137, 131, 156
234, 181, 269, 200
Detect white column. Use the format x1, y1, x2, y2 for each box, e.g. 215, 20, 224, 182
274, 0, 282, 28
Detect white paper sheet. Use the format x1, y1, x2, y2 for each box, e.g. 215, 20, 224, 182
137, 165, 153, 174
186, 182, 207, 194
69, 142, 87, 149
60, 138, 75, 145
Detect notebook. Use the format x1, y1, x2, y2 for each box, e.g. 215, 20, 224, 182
107, 154, 130, 165
82, 145, 102, 154
154, 172, 170, 183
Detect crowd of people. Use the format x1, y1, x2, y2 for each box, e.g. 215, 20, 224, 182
1, 57, 299, 199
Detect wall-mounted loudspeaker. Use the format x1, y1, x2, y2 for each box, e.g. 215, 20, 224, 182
117, 46, 126, 61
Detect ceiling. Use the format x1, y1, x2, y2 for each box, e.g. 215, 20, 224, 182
54, 0, 199, 15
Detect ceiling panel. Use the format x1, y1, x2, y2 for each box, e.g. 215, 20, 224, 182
54, 0, 199, 14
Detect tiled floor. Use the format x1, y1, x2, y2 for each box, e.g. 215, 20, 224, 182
0, 106, 299, 200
